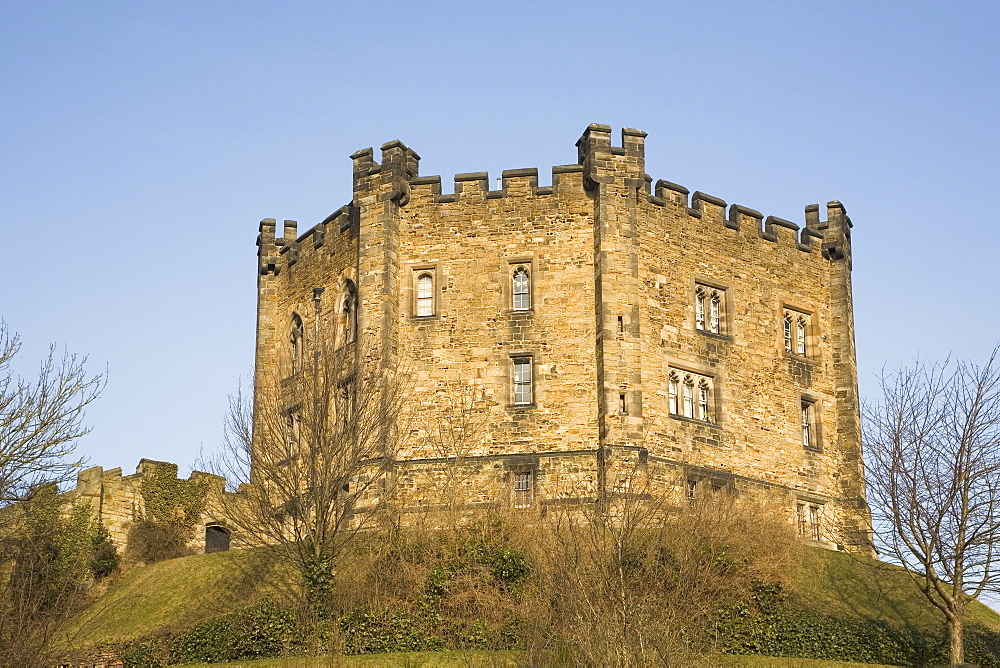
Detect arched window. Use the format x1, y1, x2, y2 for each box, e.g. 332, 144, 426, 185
343, 280, 358, 344
289, 313, 304, 375
698, 380, 711, 422
682, 376, 694, 418
783, 308, 812, 357
668, 372, 679, 415
694, 288, 706, 330
783, 313, 793, 352
416, 273, 434, 316
205, 524, 231, 553
796, 317, 807, 355
709, 293, 721, 334
512, 267, 530, 311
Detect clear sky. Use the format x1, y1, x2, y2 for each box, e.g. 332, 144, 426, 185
2, 0, 998, 475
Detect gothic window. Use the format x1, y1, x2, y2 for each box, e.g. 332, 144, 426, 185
695, 283, 725, 334
343, 280, 358, 344
416, 273, 434, 317
783, 307, 811, 356
512, 266, 530, 311
669, 369, 714, 423
289, 313, 304, 375
512, 357, 533, 405
698, 380, 711, 422
513, 470, 533, 508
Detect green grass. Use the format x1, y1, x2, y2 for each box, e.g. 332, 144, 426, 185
179, 652, 896, 667
61, 546, 293, 647
786, 547, 1000, 632
180, 650, 522, 666
59, 543, 1000, 660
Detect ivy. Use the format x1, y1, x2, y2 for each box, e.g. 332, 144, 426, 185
129, 462, 209, 563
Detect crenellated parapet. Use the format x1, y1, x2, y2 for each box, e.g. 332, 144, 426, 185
65, 459, 235, 553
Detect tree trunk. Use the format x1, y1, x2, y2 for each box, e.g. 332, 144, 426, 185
947, 610, 964, 666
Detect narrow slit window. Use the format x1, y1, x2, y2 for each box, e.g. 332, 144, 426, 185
695, 288, 706, 330
290, 314, 304, 375
513, 358, 532, 405
343, 281, 358, 344
512, 267, 530, 311
709, 293, 721, 333
416, 273, 434, 316
683, 377, 694, 418
698, 380, 711, 422
801, 400, 813, 449
619, 393, 628, 415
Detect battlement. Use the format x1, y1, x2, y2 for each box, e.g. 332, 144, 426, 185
258, 124, 852, 277
68, 459, 233, 551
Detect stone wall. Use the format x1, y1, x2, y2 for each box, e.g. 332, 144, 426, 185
253, 124, 871, 551
65, 459, 235, 554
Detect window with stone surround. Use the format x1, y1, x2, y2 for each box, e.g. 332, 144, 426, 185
695, 283, 726, 335
415, 272, 435, 317
669, 369, 714, 422
512, 356, 533, 406
512, 266, 531, 311
289, 313, 304, 376
801, 397, 820, 451
783, 307, 811, 356
342, 280, 358, 345
797, 501, 823, 541
513, 470, 533, 508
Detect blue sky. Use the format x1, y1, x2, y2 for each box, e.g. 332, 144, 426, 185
2, 0, 998, 474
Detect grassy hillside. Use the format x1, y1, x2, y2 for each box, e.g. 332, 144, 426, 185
787, 547, 1000, 633
60, 547, 292, 648
60, 543, 1000, 658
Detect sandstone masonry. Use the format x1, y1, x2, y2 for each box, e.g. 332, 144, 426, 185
254, 124, 870, 550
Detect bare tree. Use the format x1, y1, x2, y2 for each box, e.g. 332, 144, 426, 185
210, 331, 407, 618
0, 321, 104, 507
864, 349, 1000, 666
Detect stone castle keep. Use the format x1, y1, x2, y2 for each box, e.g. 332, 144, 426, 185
252, 123, 870, 550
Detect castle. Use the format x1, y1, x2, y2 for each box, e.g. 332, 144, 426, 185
252, 124, 870, 550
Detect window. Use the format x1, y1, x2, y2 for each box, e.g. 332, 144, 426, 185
695, 284, 724, 334
683, 377, 694, 418
801, 399, 819, 450
783, 308, 810, 356
343, 280, 358, 344
513, 470, 533, 508
797, 502, 823, 541
698, 380, 711, 421
286, 409, 301, 457
669, 369, 713, 422
512, 266, 530, 310
416, 273, 434, 316
289, 313, 304, 375
512, 357, 533, 405
619, 393, 628, 415
686, 479, 697, 504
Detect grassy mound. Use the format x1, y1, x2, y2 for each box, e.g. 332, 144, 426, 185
58, 543, 1000, 665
